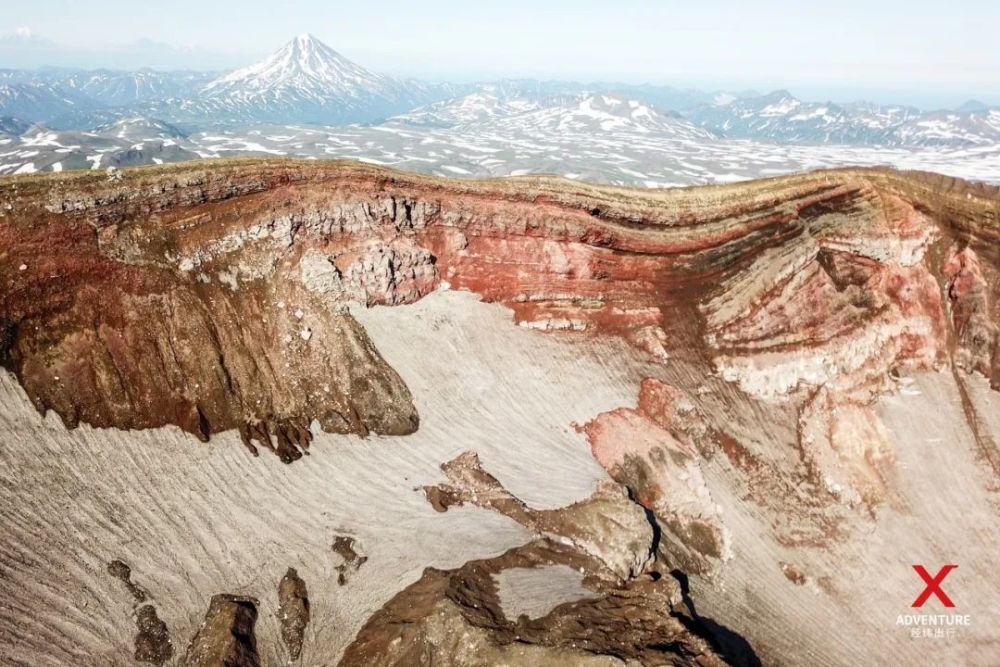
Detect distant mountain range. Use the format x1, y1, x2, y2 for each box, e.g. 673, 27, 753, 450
1, 33, 999, 185
391, 91, 715, 140
688, 90, 1000, 147
1, 33, 997, 150
0, 34, 462, 129
3, 91, 998, 187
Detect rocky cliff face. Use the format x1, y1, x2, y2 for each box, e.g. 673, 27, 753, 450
3, 162, 996, 462
1, 161, 998, 665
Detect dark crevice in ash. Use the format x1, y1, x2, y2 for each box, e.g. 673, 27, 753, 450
670, 569, 762, 667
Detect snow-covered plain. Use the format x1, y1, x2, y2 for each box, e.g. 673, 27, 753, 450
2, 94, 1000, 186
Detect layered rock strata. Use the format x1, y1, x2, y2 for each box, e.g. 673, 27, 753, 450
2, 161, 999, 665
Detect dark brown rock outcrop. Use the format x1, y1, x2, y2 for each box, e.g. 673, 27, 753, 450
340, 541, 732, 667
278, 568, 310, 660
183, 594, 260, 667
332, 535, 367, 585
107, 559, 173, 665
108, 558, 148, 603
134, 604, 173, 666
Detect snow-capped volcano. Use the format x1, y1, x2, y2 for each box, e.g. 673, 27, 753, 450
191, 33, 449, 125
204, 33, 394, 103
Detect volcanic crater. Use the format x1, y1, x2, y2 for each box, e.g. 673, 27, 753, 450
0, 160, 998, 666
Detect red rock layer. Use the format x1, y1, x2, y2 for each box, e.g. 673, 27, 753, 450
2, 161, 998, 464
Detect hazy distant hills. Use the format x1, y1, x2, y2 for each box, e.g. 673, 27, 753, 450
3, 89, 998, 188
1, 33, 999, 185
687, 89, 1000, 147
1, 33, 996, 148
393, 93, 719, 141
0, 80, 103, 126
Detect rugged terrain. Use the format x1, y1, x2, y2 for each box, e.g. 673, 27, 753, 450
3, 34, 1000, 185
4, 100, 1000, 186
687, 90, 1000, 147
0, 160, 998, 665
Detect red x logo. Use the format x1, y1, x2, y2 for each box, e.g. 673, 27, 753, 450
912, 565, 958, 608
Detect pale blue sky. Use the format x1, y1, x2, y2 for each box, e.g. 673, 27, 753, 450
3, 0, 998, 107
